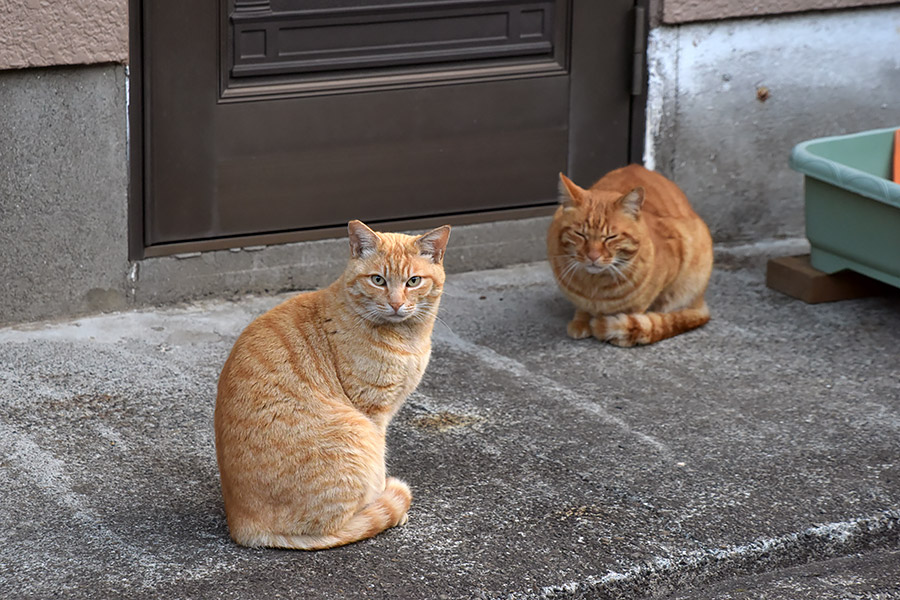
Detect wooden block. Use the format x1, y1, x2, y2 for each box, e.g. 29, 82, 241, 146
766, 254, 887, 304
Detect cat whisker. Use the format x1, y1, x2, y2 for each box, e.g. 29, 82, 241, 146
359, 309, 383, 325
409, 301, 454, 334
422, 312, 454, 335
560, 259, 581, 286
613, 258, 635, 279
347, 308, 387, 332
607, 262, 625, 282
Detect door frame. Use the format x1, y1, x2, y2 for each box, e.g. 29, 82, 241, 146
128, 0, 648, 260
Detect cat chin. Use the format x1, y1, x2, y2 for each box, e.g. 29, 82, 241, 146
378, 313, 414, 324
582, 265, 609, 274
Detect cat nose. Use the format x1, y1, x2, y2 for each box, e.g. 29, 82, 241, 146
389, 301, 404, 313
587, 249, 602, 263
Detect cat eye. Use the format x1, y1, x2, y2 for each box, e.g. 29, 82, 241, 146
571, 231, 587, 240
370, 274, 386, 286
406, 276, 422, 287
605, 234, 618, 241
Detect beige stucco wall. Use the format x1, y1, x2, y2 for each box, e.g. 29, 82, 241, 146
0, 0, 128, 70
662, 0, 900, 23
0, 1, 895, 69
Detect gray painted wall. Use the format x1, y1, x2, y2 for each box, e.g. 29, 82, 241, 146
645, 6, 900, 242
0, 65, 130, 324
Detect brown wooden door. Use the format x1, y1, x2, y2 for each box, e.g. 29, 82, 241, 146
133, 0, 644, 257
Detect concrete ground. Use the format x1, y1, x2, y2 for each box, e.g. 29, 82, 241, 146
0, 241, 898, 599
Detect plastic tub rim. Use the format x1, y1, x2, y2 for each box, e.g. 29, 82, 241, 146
789, 125, 900, 209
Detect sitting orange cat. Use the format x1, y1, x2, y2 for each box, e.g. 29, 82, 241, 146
215, 220, 450, 549
547, 164, 712, 346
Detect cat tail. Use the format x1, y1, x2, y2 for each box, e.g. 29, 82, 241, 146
591, 302, 710, 347
238, 477, 412, 551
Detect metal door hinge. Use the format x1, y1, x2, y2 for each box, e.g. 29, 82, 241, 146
631, 5, 647, 96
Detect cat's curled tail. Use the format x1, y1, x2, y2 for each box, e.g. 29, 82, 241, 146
232, 477, 412, 551
590, 301, 710, 347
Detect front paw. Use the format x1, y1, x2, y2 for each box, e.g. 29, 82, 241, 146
591, 314, 636, 347
567, 318, 592, 339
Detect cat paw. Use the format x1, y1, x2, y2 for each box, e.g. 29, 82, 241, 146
606, 334, 637, 348
592, 314, 637, 347
398, 512, 409, 526
589, 316, 608, 339
567, 319, 592, 339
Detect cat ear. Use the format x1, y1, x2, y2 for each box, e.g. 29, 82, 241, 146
617, 187, 645, 219
348, 220, 379, 258
415, 225, 451, 264
558, 173, 587, 207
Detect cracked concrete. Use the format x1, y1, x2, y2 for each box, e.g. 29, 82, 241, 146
0, 241, 898, 599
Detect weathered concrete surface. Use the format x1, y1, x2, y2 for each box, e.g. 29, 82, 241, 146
645, 6, 900, 243
0, 241, 898, 599
133, 216, 555, 307
664, 549, 900, 599
0, 64, 130, 324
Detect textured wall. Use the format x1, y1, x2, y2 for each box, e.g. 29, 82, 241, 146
0, 65, 129, 324
645, 6, 900, 243
0, 0, 128, 70
663, 0, 900, 23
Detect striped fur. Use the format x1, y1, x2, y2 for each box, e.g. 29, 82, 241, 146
547, 164, 713, 347
215, 220, 450, 550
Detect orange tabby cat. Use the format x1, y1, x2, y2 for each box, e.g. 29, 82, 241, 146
547, 164, 712, 346
214, 220, 451, 550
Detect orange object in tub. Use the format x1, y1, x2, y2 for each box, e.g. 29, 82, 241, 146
894, 129, 900, 184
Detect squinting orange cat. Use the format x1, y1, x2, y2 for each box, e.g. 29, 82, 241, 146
215, 220, 450, 550
548, 164, 712, 346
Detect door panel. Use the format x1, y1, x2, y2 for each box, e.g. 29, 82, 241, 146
137, 0, 639, 255
228, 1, 560, 80
222, 0, 569, 98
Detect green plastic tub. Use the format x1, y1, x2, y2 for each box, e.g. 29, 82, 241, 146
790, 126, 900, 289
